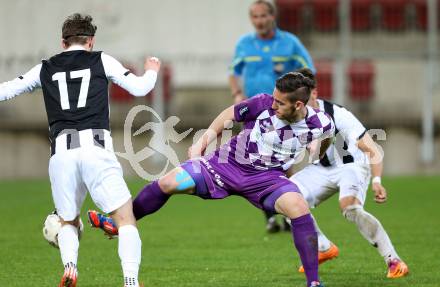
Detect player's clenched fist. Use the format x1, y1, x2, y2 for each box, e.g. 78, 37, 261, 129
187, 144, 204, 159
144, 56, 161, 72
372, 183, 387, 203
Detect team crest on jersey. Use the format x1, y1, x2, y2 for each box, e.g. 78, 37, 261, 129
259, 118, 274, 133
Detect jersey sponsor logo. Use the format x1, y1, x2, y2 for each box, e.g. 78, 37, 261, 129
200, 158, 225, 187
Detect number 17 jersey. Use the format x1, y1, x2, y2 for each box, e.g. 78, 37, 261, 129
40, 50, 110, 141
0, 45, 158, 148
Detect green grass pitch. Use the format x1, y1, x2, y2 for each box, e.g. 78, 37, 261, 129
0, 176, 438, 287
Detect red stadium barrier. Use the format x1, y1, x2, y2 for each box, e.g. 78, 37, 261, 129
414, 0, 427, 30
348, 60, 375, 101
351, 0, 374, 31
110, 63, 173, 104
276, 0, 306, 33
161, 64, 173, 103
312, 0, 339, 32
315, 60, 333, 100
379, 0, 409, 31
146, 63, 173, 106
110, 83, 133, 102
110, 64, 138, 102
414, 0, 440, 31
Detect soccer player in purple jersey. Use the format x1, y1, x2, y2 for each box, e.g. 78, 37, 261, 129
90, 72, 335, 287
229, 0, 315, 234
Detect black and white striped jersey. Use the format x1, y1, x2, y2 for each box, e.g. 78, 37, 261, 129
40, 50, 110, 140
317, 99, 369, 167
0, 45, 157, 141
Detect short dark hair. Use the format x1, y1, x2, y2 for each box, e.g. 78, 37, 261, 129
275, 72, 315, 104
62, 13, 97, 47
251, 0, 276, 16
295, 68, 316, 89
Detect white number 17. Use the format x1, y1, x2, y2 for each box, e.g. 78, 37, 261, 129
52, 69, 91, 110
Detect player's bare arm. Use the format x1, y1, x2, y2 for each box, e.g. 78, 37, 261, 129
306, 137, 333, 163
357, 132, 387, 203
318, 137, 332, 159
188, 105, 235, 158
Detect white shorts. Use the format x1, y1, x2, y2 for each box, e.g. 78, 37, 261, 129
290, 163, 371, 208
49, 135, 131, 221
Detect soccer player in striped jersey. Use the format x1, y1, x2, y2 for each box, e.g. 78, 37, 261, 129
0, 13, 161, 287
90, 72, 335, 287
291, 68, 409, 279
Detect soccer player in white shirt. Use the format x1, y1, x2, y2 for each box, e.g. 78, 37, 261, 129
0, 13, 160, 287
291, 68, 409, 279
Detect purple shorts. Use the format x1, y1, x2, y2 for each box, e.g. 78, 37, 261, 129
181, 154, 300, 213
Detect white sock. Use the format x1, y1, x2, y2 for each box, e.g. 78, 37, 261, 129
118, 225, 141, 287
311, 214, 332, 252
343, 205, 399, 264
58, 224, 79, 267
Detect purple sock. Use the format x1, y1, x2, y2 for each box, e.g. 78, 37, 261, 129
291, 214, 319, 286
133, 181, 170, 220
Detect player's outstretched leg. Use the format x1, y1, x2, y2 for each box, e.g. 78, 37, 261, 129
340, 197, 409, 278
87, 179, 170, 236
265, 191, 322, 287
58, 217, 81, 287
298, 215, 339, 273
111, 199, 142, 287
132, 180, 171, 220
88, 167, 196, 235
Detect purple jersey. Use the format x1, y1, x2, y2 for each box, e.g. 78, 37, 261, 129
181, 93, 335, 210
217, 93, 334, 170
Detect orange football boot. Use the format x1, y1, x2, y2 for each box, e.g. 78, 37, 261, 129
387, 259, 409, 278
88, 210, 118, 237
298, 243, 339, 273
59, 264, 77, 287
